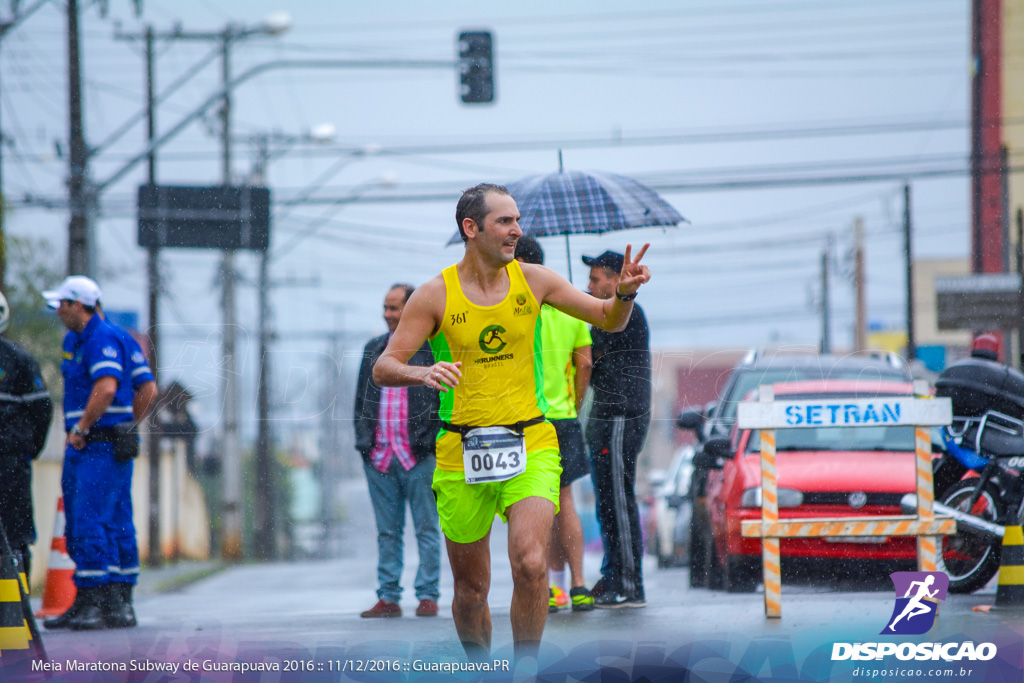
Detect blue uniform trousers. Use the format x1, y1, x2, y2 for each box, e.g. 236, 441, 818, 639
62, 441, 136, 588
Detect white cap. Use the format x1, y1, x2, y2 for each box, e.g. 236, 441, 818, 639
43, 276, 102, 308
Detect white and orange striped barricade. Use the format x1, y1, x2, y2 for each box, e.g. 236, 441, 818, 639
737, 383, 955, 618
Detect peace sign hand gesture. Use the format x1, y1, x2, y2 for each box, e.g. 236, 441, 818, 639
616, 243, 651, 299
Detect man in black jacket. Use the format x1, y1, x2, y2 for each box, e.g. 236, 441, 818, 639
0, 291, 54, 582
581, 252, 652, 609
354, 284, 441, 618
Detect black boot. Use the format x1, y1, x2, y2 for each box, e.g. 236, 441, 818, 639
66, 586, 107, 631
104, 583, 137, 628
43, 588, 87, 630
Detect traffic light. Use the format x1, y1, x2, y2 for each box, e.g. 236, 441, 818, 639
458, 30, 494, 104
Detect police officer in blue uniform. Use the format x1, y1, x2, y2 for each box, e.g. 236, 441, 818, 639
42, 276, 139, 630
0, 291, 53, 583
48, 297, 157, 628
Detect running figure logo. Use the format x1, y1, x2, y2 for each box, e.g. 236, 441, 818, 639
881, 571, 949, 635
478, 325, 507, 354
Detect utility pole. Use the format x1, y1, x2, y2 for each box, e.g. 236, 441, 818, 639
251, 135, 274, 560
217, 26, 243, 562
67, 0, 93, 276
854, 216, 866, 352
319, 327, 345, 558
903, 184, 916, 361
143, 24, 162, 567
821, 236, 831, 354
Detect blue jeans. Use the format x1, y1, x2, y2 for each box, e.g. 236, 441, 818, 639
363, 456, 441, 603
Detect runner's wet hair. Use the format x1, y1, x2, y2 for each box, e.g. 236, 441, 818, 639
456, 183, 510, 242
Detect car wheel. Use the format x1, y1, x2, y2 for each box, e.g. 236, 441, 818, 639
724, 554, 759, 593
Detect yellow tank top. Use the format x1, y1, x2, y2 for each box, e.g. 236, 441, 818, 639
429, 260, 557, 471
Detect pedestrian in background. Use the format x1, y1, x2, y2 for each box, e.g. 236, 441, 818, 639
582, 251, 652, 609
42, 276, 139, 630
514, 236, 595, 613
0, 290, 53, 583
354, 284, 441, 618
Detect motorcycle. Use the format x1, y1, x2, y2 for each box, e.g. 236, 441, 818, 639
919, 357, 1024, 594
923, 414, 1024, 593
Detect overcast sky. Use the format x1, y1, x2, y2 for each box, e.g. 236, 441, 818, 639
2, 0, 973, 433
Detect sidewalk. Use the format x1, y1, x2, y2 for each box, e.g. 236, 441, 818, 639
135, 559, 226, 596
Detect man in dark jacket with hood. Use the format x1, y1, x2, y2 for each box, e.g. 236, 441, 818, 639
354, 284, 441, 618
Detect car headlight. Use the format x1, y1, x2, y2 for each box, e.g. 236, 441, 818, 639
740, 487, 804, 508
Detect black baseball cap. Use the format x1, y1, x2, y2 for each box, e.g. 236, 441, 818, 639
582, 250, 624, 272
515, 235, 545, 265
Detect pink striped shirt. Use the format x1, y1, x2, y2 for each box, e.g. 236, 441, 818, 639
369, 385, 416, 472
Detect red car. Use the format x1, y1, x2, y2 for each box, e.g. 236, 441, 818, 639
700, 380, 922, 592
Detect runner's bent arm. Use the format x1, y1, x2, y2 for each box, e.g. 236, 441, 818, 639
373, 278, 462, 391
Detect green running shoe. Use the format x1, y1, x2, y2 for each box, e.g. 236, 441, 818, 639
570, 586, 595, 612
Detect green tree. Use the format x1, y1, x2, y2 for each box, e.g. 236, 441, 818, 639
3, 235, 65, 398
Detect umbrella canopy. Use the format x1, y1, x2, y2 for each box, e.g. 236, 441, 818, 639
446, 169, 686, 246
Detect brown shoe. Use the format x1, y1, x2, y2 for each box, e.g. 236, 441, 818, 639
415, 599, 438, 617
361, 599, 401, 618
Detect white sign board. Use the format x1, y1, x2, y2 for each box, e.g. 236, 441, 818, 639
737, 397, 952, 430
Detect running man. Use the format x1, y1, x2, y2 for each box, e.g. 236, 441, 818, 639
888, 574, 939, 631
373, 183, 651, 660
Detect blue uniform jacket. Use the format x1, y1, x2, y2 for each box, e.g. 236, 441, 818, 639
61, 315, 134, 430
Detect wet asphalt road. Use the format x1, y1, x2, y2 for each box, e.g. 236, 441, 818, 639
25, 480, 1024, 681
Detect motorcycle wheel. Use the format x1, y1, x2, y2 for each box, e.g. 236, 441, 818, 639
937, 479, 1005, 594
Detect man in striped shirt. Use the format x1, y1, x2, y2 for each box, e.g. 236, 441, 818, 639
354, 284, 441, 618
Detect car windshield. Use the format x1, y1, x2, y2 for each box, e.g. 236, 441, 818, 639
746, 425, 916, 453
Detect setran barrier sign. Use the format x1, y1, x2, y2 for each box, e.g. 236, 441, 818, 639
137, 184, 271, 251
737, 389, 954, 619
737, 396, 953, 430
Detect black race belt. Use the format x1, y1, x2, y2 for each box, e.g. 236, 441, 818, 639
440, 415, 546, 436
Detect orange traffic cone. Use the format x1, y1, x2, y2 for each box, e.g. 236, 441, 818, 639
35, 497, 76, 618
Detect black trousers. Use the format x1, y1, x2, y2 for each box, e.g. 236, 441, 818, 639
586, 413, 650, 599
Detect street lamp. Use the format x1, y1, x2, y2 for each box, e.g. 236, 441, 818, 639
258, 11, 293, 37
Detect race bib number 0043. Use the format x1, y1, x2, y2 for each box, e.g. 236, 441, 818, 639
462, 426, 526, 484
